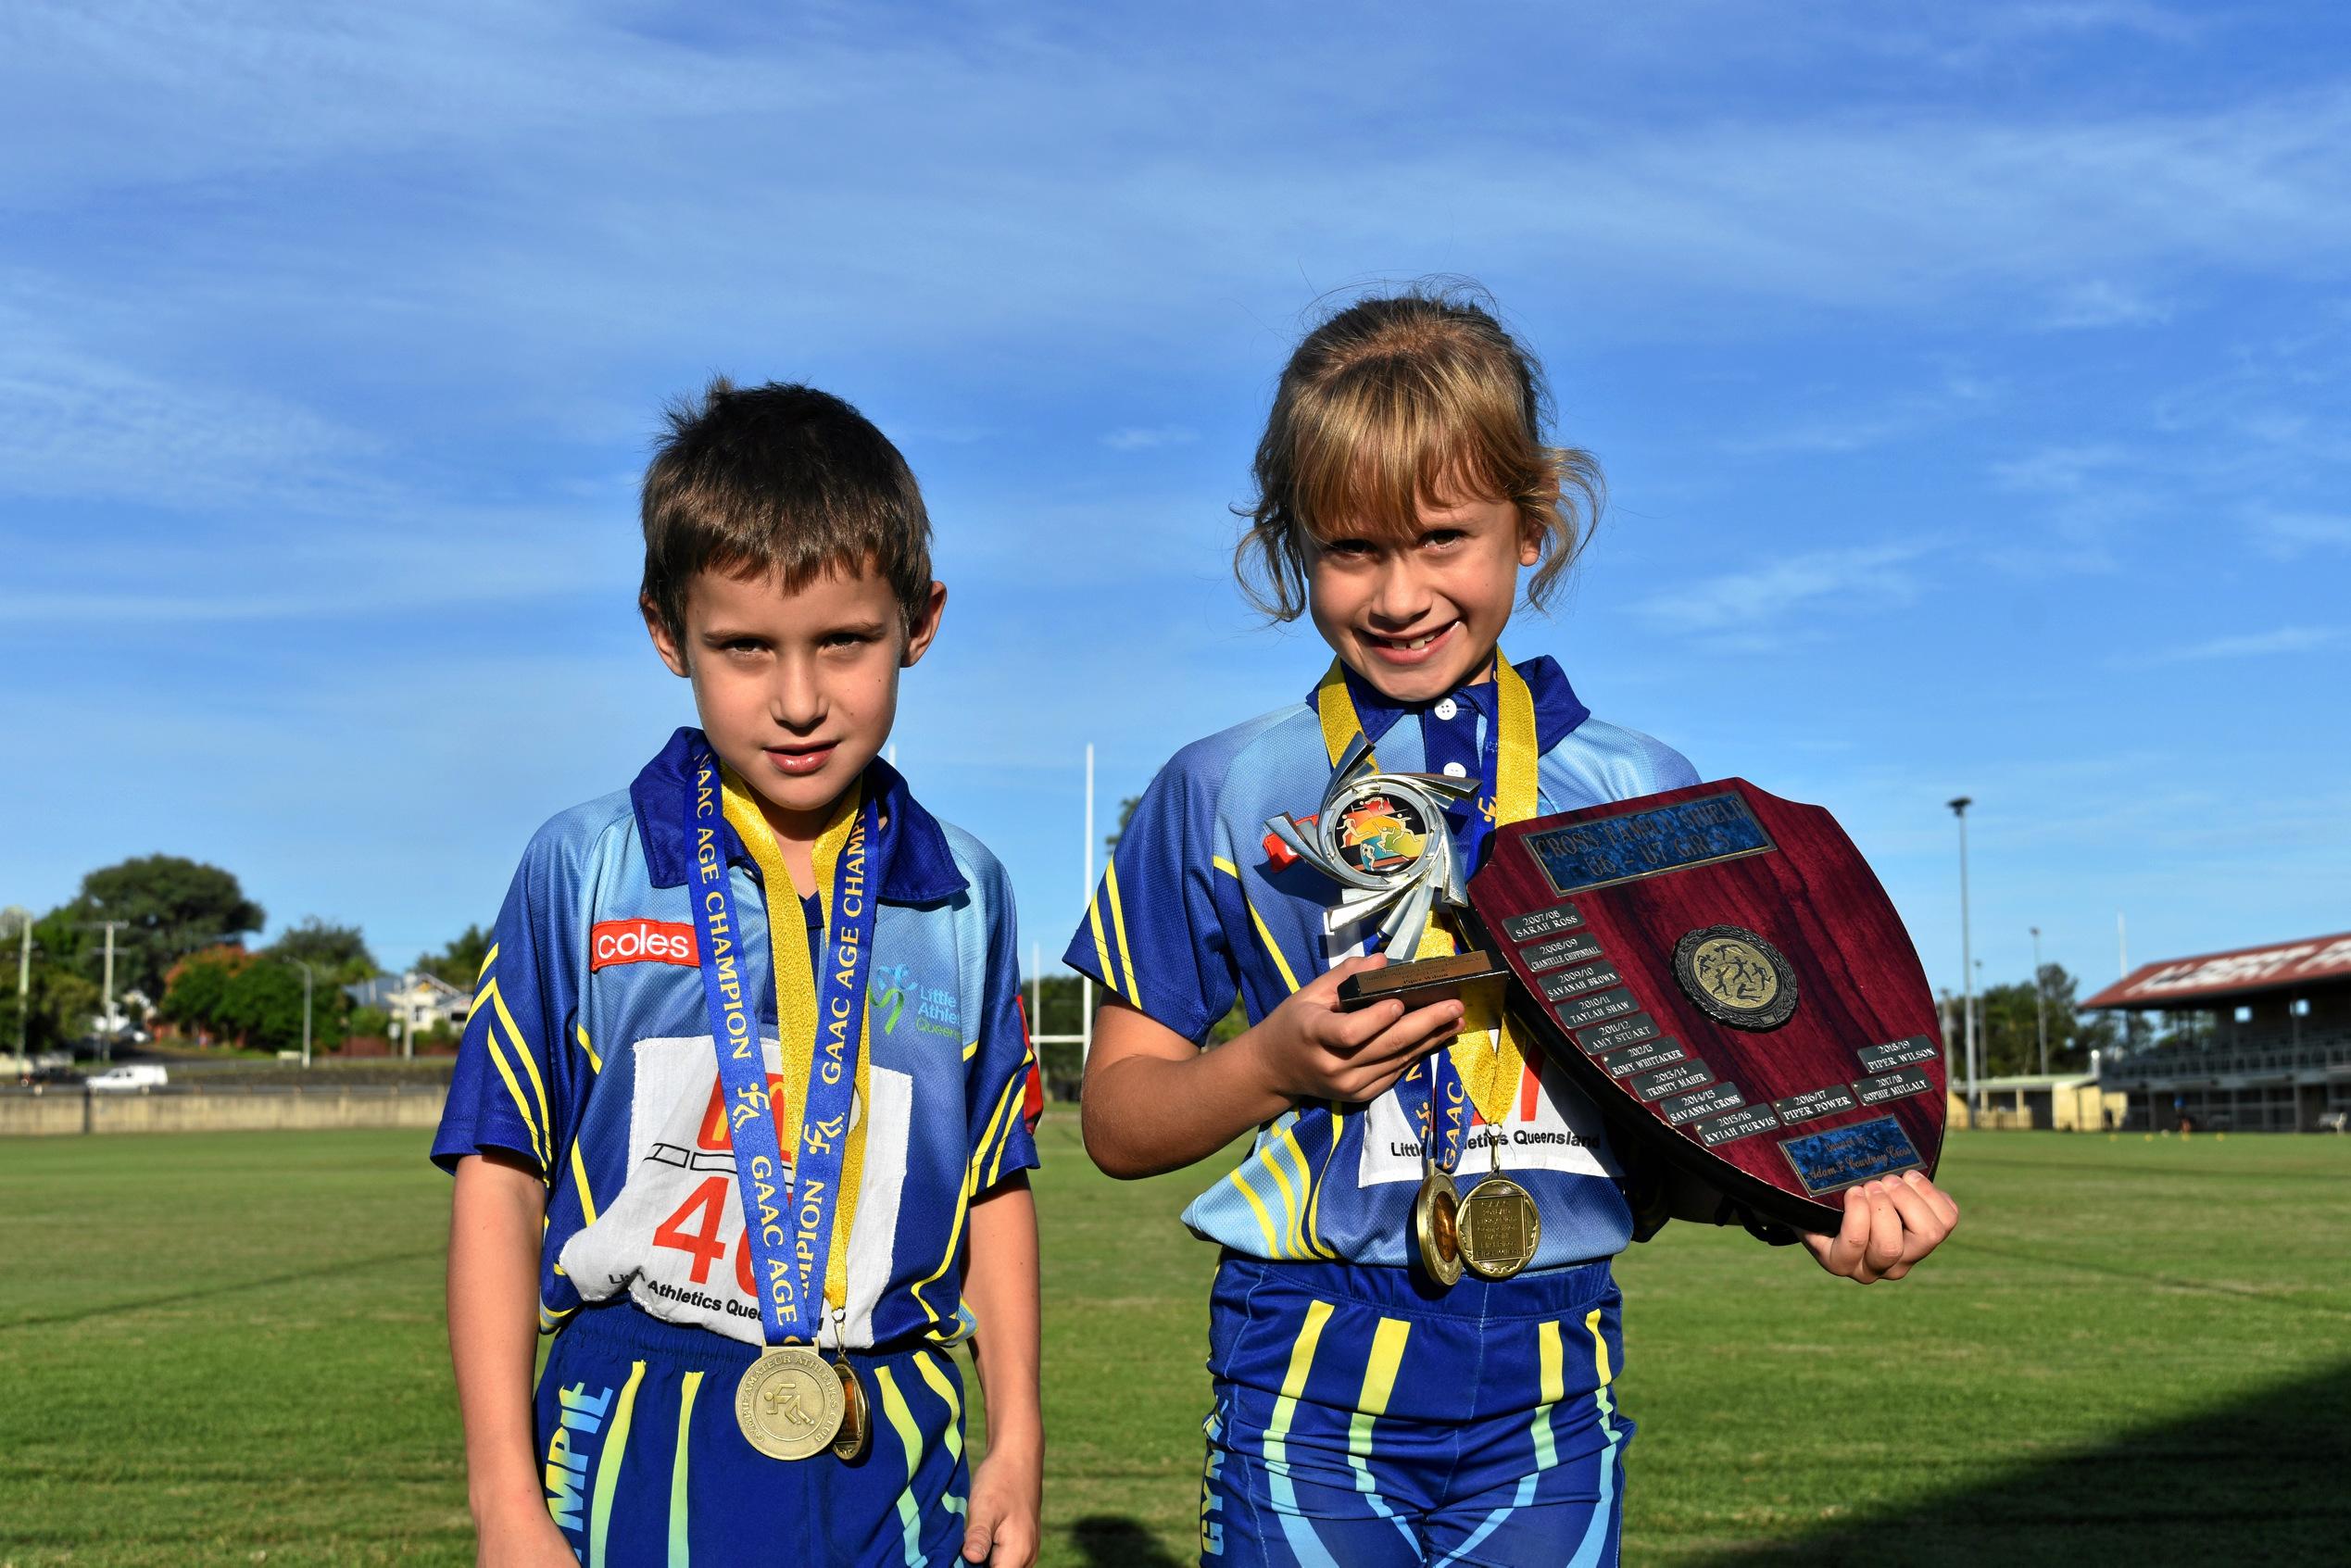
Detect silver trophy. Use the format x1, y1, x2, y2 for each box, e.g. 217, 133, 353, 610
1264, 734, 1482, 960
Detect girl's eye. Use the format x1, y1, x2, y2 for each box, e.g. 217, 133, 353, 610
1423, 530, 1466, 549
1323, 537, 1376, 559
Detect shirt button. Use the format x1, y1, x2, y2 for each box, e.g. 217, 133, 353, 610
1442, 761, 1468, 778
1434, 698, 1458, 720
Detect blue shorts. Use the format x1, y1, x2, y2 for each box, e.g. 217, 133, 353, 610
1199, 1254, 1632, 1568
534, 1304, 971, 1567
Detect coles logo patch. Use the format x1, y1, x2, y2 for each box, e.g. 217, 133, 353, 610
590, 919, 699, 972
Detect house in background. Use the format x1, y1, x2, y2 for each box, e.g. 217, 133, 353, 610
344, 971, 471, 1039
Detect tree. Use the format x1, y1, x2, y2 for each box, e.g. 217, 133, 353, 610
1105, 796, 1140, 857
21, 962, 100, 1053
58, 857, 264, 1000
1956, 962, 2118, 1076
218, 961, 312, 1054
417, 923, 494, 989
270, 919, 376, 986
160, 947, 252, 1042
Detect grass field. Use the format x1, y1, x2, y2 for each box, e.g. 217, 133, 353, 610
3, 1117, 2348, 1566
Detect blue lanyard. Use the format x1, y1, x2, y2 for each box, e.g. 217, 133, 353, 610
1404, 1048, 1471, 1173
684, 743, 886, 1345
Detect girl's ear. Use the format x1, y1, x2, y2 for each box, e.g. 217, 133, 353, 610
1517, 506, 1546, 569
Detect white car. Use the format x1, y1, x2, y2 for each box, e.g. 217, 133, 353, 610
86, 1064, 169, 1092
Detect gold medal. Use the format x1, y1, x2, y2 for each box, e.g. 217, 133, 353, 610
1457, 1173, 1540, 1279
735, 1345, 844, 1461
830, 1356, 872, 1462
1412, 1166, 1463, 1286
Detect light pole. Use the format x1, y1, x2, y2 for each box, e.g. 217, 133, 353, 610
2030, 925, 2048, 1075
1948, 797, 1978, 1123
1081, 744, 1095, 1066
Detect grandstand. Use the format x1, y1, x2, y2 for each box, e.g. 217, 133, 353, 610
2085, 930, 2351, 1132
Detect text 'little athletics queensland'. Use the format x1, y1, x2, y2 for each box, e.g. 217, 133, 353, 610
1305, 771, 1946, 1246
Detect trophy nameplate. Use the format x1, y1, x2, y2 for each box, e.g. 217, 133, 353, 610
1448, 779, 1944, 1233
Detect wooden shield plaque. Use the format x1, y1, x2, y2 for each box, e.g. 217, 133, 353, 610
1464, 779, 1945, 1233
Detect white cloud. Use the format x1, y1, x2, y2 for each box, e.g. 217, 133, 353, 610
2251, 512, 2351, 558
2124, 626, 2347, 667
1630, 541, 1933, 634
1102, 425, 1198, 452
2042, 279, 2174, 330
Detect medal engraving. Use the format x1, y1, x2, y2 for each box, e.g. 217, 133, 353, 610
736, 1346, 845, 1461
1456, 1175, 1540, 1279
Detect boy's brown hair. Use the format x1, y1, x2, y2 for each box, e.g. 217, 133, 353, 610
1235, 283, 1603, 621
640, 378, 934, 646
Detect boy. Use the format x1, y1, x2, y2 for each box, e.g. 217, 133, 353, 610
437, 380, 1043, 1568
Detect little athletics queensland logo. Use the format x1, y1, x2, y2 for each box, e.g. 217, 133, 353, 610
869, 964, 961, 1040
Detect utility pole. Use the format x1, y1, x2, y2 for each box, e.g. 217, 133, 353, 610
2030, 925, 2048, 1075
283, 960, 316, 1068
5, 908, 29, 1060
1947, 798, 1978, 1123
82, 920, 131, 1064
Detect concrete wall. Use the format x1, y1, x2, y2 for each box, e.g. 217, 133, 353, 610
0, 1085, 446, 1137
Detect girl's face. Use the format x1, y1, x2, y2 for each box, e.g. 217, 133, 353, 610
1306, 490, 1541, 703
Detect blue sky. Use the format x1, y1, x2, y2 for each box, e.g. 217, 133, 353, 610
5, 1, 2347, 1000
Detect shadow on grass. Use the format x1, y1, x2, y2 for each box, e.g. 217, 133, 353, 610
1692, 1357, 2351, 1567
1070, 1514, 1188, 1567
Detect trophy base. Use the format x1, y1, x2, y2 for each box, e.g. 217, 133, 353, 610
1337, 949, 1510, 1012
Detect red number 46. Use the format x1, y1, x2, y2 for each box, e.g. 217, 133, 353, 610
650, 1176, 757, 1296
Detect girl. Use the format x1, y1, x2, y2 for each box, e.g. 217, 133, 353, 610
1065, 286, 1957, 1567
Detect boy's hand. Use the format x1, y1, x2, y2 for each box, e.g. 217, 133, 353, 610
1245, 954, 1463, 1106
473, 1499, 576, 1568
1800, 1170, 1960, 1283
962, 1447, 1041, 1567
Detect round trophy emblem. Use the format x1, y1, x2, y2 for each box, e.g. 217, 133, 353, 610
1319, 780, 1436, 878
1672, 924, 1800, 1030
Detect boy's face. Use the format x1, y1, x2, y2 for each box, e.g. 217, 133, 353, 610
646, 559, 946, 837
1305, 490, 1540, 704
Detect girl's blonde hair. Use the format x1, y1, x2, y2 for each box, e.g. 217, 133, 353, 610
1235, 282, 1602, 621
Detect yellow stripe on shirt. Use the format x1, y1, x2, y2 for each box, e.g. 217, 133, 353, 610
1211, 857, 1302, 996
487, 980, 555, 1169
1087, 888, 1119, 999
1104, 858, 1141, 1006
473, 981, 548, 1175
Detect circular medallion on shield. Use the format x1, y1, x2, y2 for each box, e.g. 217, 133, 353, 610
1672, 924, 1800, 1030
1321, 782, 1434, 878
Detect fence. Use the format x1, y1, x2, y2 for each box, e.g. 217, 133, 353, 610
0, 1082, 448, 1137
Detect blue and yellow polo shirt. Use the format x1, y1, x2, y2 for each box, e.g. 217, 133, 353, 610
433, 727, 1039, 1350
1064, 655, 1696, 1270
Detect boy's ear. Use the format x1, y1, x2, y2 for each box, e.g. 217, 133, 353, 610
900, 581, 949, 669
643, 596, 692, 678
